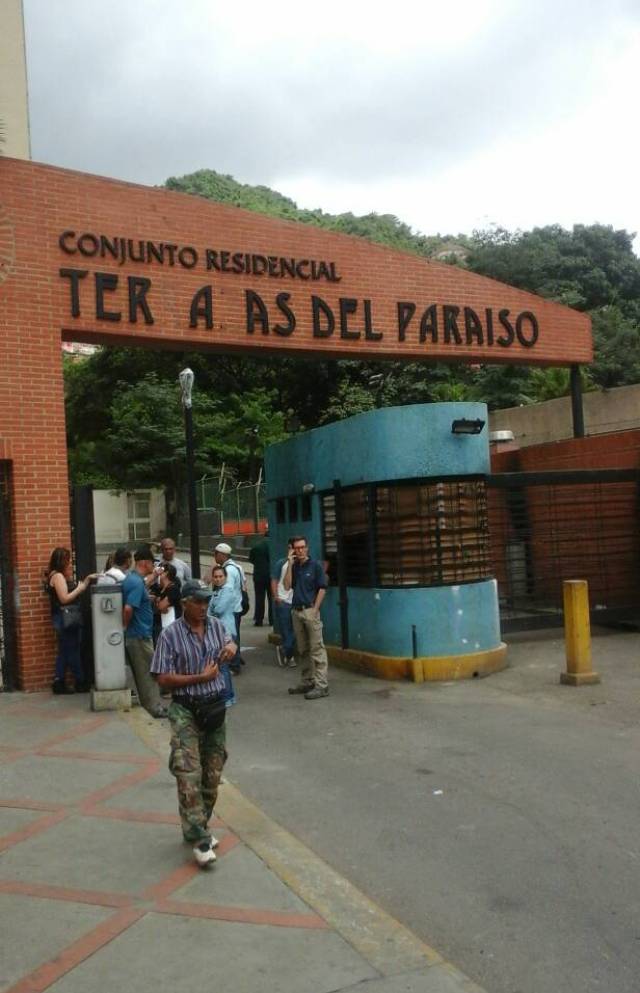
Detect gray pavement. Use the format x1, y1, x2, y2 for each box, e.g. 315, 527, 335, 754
0, 682, 484, 993
2, 616, 639, 993
228, 623, 640, 993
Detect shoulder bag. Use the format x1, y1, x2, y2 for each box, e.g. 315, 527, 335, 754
60, 603, 83, 630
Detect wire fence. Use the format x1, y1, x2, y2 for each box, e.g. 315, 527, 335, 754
177, 470, 267, 539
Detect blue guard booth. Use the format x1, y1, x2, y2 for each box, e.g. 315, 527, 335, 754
265, 403, 506, 681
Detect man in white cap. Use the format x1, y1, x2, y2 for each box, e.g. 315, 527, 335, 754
214, 543, 247, 673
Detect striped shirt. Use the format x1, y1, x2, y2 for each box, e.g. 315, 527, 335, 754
150, 615, 231, 699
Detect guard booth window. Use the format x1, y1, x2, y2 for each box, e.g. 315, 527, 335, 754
341, 487, 371, 584
322, 479, 491, 588
321, 494, 338, 585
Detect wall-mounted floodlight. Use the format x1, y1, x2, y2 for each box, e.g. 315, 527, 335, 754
302, 483, 315, 495
451, 418, 485, 435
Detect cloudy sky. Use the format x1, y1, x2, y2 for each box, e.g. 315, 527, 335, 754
23, 0, 640, 244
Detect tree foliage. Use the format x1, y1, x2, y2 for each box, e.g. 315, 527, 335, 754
165, 169, 462, 258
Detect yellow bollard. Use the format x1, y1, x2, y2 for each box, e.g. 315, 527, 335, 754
560, 579, 600, 686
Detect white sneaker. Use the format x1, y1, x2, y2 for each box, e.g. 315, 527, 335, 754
193, 841, 216, 867
210, 834, 220, 849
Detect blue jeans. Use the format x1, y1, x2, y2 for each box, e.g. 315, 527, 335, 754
274, 602, 295, 659
52, 619, 83, 682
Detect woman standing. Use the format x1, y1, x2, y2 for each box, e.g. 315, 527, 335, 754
209, 565, 241, 676
151, 563, 182, 644
47, 547, 96, 694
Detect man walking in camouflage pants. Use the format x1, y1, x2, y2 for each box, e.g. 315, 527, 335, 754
151, 580, 237, 867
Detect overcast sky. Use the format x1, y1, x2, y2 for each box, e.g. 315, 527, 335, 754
23, 0, 640, 246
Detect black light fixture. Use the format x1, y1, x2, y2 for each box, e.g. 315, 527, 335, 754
451, 417, 486, 436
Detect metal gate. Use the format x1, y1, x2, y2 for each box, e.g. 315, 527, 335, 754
0, 462, 17, 690
487, 469, 640, 632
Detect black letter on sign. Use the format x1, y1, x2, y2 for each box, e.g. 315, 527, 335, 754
189, 285, 213, 329
443, 305, 461, 344
95, 272, 121, 322
128, 277, 154, 324
274, 293, 296, 336
397, 302, 416, 341
464, 307, 483, 345
497, 309, 515, 347
485, 308, 494, 346
246, 290, 269, 334
58, 231, 77, 254
420, 304, 438, 343
339, 298, 360, 340
516, 311, 539, 347
364, 300, 383, 340
312, 296, 335, 337
59, 267, 88, 317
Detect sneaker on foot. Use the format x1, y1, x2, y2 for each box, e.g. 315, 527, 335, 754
210, 834, 220, 849
193, 841, 216, 867
288, 684, 314, 695
287, 657, 297, 668
304, 686, 329, 700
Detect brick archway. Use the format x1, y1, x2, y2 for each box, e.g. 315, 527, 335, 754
0, 158, 592, 688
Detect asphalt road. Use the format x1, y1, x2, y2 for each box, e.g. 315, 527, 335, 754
227, 626, 640, 993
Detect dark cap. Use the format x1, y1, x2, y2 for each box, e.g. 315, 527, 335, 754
181, 579, 213, 601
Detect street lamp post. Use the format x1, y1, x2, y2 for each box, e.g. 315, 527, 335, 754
178, 368, 200, 579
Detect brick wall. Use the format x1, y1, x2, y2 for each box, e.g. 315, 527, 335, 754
489, 432, 640, 610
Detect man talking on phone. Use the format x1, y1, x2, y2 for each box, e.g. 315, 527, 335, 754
151, 579, 237, 867
284, 536, 329, 700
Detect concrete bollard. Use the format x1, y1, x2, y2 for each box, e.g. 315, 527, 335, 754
560, 579, 600, 686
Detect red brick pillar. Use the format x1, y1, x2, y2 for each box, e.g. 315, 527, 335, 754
1, 195, 72, 689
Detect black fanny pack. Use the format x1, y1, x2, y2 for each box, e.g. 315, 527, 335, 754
173, 694, 226, 732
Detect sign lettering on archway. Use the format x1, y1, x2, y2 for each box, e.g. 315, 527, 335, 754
0, 158, 592, 689
53, 226, 565, 359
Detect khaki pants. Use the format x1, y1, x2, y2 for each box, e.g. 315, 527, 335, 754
124, 637, 164, 716
291, 608, 329, 690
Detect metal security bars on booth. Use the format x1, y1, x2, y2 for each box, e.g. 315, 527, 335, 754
321, 477, 491, 589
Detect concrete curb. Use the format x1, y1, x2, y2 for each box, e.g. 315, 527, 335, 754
123, 707, 488, 991
327, 643, 508, 682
